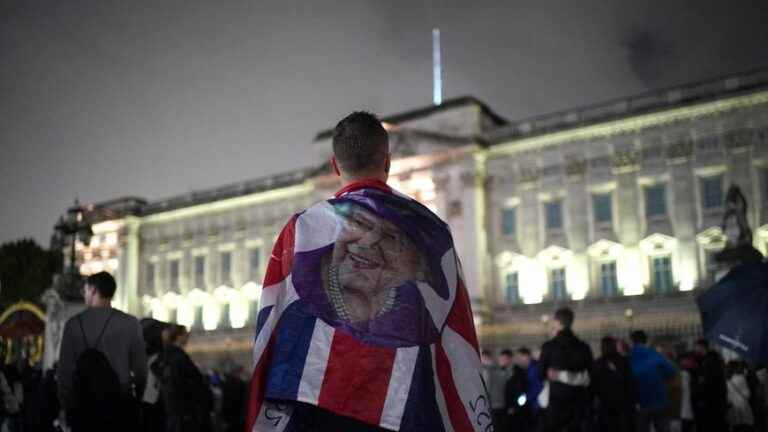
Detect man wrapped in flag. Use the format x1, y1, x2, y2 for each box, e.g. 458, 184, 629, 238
247, 112, 490, 432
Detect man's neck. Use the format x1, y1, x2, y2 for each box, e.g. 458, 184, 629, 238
339, 173, 387, 188
89, 299, 112, 309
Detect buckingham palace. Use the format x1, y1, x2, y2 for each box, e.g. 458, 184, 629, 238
65, 68, 768, 364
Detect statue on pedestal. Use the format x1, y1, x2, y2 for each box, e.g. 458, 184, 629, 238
41, 200, 92, 370
715, 185, 764, 266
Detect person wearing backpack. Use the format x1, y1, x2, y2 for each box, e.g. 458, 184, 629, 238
57, 271, 147, 432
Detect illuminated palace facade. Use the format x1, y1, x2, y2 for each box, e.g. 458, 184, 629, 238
71, 69, 768, 363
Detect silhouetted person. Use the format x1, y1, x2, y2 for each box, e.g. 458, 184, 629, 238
592, 336, 634, 432
153, 325, 212, 432
510, 347, 542, 432
539, 307, 593, 432
220, 364, 247, 432
692, 339, 727, 432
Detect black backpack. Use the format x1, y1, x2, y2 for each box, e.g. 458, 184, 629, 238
72, 311, 123, 410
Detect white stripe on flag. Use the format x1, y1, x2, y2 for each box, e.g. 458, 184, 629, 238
441, 326, 489, 432
430, 344, 454, 432
297, 319, 335, 405
379, 346, 420, 430
294, 202, 339, 253
252, 275, 299, 369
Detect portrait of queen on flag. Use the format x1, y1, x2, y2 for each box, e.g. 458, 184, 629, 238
247, 180, 490, 432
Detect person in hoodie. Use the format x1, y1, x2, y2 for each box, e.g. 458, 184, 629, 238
629, 330, 677, 432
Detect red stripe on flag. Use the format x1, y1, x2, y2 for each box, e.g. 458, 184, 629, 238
435, 343, 474, 432
263, 215, 298, 287
245, 333, 276, 432
318, 330, 396, 426
445, 276, 480, 356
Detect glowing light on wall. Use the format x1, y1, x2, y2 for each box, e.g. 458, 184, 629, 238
176, 299, 194, 328
213, 285, 232, 303
213, 285, 248, 329
90, 261, 104, 273
229, 299, 248, 329
202, 303, 221, 331
242, 282, 262, 301
497, 252, 547, 304
107, 258, 119, 270
149, 297, 168, 321
619, 247, 645, 295
388, 172, 437, 213
105, 232, 118, 246
90, 236, 101, 248
188, 288, 210, 305
162, 292, 180, 309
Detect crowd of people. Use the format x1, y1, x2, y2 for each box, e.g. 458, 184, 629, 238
0, 272, 248, 432
482, 307, 768, 432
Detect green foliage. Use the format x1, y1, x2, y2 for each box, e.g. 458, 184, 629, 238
0, 239, 62, 308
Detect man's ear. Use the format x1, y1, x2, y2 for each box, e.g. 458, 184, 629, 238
331, 157, 341, 177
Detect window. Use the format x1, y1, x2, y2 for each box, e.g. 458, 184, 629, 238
193, 305, 203, 330
702, 176, 723, 209
169, 260, 179, 290
593, 193, 612, 224
645, 184, 667, 217
249, 248, 261, 281
194, 256, 206, 288
546, 201, 563, 230
505, 272, 520, 305
221, 303, 231, 329
600, 261, 618, 297
651, 256, 673, 293
221, 252, 232, 284
146, 263, 155, 290
501, 208, 516, 236
550, 268, 567, 300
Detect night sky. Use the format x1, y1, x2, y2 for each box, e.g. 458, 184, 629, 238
2, 0, 767, 245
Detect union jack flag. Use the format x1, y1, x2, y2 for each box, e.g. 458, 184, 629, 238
246, 181, 490, 431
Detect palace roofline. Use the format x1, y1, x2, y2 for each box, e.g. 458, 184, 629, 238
313, 95, 510, 142
83, 66, 768, 221
485, 65, 768, 145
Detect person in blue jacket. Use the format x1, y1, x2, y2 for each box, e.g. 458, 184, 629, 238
629, 330, 678, 432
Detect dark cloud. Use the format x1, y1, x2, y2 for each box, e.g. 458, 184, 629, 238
2, 0, 767, 244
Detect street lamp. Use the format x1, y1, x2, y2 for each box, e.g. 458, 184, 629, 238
50, 199, 93, 301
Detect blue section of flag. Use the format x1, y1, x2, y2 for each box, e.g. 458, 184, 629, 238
255, 304, 274, 340
399, 345, 446, 431
265, 301, 317, 400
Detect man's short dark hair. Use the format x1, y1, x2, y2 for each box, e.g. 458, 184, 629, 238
332, 111, 388, 175
85, 271, 117, 299
631, 330, 648, 345
500, 349, 513, 357
481, 349, 492, 357
554, 307, 574, 329
516, 347, 531, 357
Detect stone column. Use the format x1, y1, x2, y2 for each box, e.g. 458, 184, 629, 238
613, 149, 644, 295
565, 158, 590, 299
667, 140, 698, 290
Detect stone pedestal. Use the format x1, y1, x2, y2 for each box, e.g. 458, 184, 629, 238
41, 289, 84, 371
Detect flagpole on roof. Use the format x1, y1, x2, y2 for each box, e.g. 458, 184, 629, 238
432, 28, 443, 106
